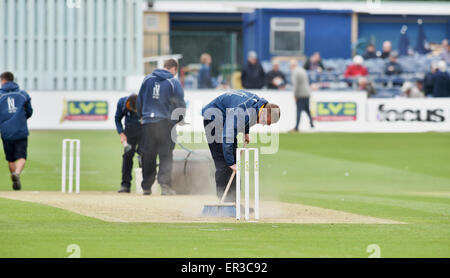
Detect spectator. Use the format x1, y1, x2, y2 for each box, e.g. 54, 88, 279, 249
440, 39, 450, 64
380, 41, 392, 59
358, 77, 376, 97
423, 62, 437, 97
401, 81, 424, 98
290, 60, 314, 132
304, 52, 324, 72
197, 53, 215, 89
363, 44, 378, 60
384, 52, 403, 76
265, 62, 287, 89
344, 55, 368, 78
432, 61, 450, 98
241, 51, 265, 89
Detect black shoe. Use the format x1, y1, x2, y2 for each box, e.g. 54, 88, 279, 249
118, 186, 131, 193
161, 184, 176, 196
11, 173, 21, 191
143, 189, 152, 196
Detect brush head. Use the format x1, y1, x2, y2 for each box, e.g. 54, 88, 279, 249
201, 205, 236, 218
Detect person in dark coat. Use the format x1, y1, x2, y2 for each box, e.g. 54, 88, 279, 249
423, 63, 437, 97
363, 44, 378, 60
304, 52, 325, 72
265, 62, 286, 89
197, 53, 215, 89
241, 51, 265, 89
0, 72, 33, 191
380, 41, 392, 59
432, 61, 450, 98
385, 52, 403, 76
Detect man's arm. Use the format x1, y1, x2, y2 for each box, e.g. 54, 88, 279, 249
25, 96, 33, 119
114, 99, 125, 134
171, 79, 186, 123
136, 81, 146, 118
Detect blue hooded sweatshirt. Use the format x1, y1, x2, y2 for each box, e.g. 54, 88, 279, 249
136, 69, 186, 125
0, 82, 33, 141
114, 95, 141, 134
202, 90, 268, 165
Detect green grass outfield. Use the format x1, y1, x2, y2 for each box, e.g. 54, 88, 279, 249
0, 131, 449, 258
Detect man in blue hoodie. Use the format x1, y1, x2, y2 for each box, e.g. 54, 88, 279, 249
115, 93, 142, 193
202, 90, 280, 202
137, 59, 186, 195
0, 72, 33, 191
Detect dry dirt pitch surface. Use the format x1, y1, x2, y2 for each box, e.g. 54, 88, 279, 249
0, 191, 403, 224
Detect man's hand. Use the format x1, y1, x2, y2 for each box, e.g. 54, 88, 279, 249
229, 164, 237, 172
119, 133, 127, 144
244, 134, 250, 145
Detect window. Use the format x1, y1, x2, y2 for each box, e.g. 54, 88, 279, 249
270, 17, 305, 56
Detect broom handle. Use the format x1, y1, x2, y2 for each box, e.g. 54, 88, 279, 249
219, 140, 246, 204
220, 171, 236, 204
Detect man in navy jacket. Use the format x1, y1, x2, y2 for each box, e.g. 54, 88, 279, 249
115, 93, 141, 193
0, 72, 33, 191
136, 59, 186, 195
202, 90, 280, 202
432, 61, 450, 98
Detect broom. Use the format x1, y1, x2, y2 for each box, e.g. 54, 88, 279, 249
201, 170, 237, 217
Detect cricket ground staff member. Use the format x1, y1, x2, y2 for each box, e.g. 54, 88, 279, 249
0, 72, 33, 190
136, 59, 186, 196
115, 93, 142, 193
202, 90, 280, 202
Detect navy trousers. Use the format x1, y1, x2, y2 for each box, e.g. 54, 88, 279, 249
295, 97, 314, 130
203, 119, 237, 202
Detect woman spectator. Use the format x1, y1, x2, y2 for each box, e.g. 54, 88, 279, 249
344, 55, 368, 78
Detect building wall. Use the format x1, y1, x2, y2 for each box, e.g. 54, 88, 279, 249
0, 0, 143, 91
243, 9, 353, 62
143, 11, 170, 57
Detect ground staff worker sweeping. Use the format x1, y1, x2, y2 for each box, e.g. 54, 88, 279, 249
0, 72, 33, 191
202, 90, 280, 202
115, 93, 142, 193
136, 59, 186, 196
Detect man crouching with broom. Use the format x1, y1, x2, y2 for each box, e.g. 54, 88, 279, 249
202, 90, 280, 204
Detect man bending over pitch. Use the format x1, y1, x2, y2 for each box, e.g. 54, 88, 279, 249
115, 93, 142, 193
0, 72, 33, 191
202, 90, 280, 202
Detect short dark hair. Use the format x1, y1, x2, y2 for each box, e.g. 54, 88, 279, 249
164, 59, 178, 71
126, 94, 138, 112
0, 72, 14, 82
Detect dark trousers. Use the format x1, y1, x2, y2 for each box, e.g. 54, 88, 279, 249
204, 120, 237, 202
141, 120, 175, 190
295, 97, 314, 130
121, 128, 142, 188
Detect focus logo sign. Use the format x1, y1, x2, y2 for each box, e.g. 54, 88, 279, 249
377, 104, 445, 122
61, 100, 108, 122
314, 102, 357, 121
